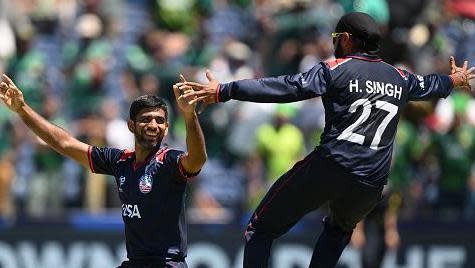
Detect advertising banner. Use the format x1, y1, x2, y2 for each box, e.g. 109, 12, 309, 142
0, 223, 473, 268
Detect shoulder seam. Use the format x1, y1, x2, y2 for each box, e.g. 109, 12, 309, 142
178, 154, 199, 180
156, 146, 171, 163
381, 61, 407, 79
325, 58, 352, 70
118, 149, 134, 162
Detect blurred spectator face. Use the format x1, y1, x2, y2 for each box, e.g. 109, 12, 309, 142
273, 105, 296, 128
144, 31, 168, 62
42, 95, 61, 119
278, 39, 299, 62
128, 108, 168, 150
162, 32, 190, 59
274, 114, 288, 128
83, 0, 101, 13
224, 40, 251, 64
316, 37, 334, 60
120, 71, 139, 101
76, 13, 103, 40
100, 98, 120, 121
140, 74, 160, 95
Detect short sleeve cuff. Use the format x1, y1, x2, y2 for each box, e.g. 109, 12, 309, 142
88, 146, 96, 173
178, 155, 200, 179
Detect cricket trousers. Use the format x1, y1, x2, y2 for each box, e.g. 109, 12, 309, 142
243, 149, 383, 268
361, 194, 390, 268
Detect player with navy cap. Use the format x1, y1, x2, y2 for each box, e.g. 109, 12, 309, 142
0, 74, 207, 268
179, 12, 475, 267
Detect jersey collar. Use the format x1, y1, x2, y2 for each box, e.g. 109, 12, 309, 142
345, 53, 382, 62
133, 145, 161, 170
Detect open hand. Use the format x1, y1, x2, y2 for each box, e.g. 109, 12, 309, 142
449, 56, 475, 91
0, 74, 26, 113
173, 74, 197, 114
178, 70, 220, 114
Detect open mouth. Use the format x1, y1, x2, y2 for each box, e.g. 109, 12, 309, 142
145, 131, 157, 136
144, 131, 159, 141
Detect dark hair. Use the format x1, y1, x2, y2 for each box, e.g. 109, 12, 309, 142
129, 95, 168, 121
350, 36, 380, 55
336, 12, 381, 54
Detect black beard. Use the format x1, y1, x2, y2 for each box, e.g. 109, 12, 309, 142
334, 39, 344, 58
135, 131, 162, 149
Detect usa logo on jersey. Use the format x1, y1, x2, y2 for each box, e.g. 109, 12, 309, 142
119, 176, 126, 192
139, 174, 153, 194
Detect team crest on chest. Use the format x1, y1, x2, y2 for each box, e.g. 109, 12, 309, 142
139, 174, 153, 194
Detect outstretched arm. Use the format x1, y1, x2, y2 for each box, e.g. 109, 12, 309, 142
0, 74, 90, 168
173, 75, 207, 175
408, 56, 475, 101
180, 63, 331, 113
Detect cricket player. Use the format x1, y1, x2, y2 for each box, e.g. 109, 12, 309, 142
0, 75, 207, 268
179, 12, 475, 267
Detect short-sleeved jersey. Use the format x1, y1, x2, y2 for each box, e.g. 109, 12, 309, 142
88, 145, 194, 262
218, 53, 453, 185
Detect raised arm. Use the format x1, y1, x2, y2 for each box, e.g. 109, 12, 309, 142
173, 76, 207, 175
0, 74, 90, 168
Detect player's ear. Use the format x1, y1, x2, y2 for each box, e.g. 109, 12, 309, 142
163, 122, 169, 137
342, 32, 352, 47
127, 119, 135, 133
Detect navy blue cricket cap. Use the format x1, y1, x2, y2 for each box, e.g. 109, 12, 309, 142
335, 12, 381, 51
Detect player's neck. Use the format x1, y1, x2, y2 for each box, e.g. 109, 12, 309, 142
134, 144, 159, 164
135, 150, 149, 164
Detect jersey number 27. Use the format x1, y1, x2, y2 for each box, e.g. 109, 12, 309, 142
337, 99, 398, 150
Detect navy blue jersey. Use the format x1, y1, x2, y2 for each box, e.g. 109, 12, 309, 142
88, 145, 196, 261
218, 53, 453, 185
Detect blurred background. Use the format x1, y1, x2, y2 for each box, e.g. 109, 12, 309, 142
0, 0, 475, 267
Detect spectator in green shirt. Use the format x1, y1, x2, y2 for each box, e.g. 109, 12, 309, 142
256, 104, 304, 185
430, 93, 475, 218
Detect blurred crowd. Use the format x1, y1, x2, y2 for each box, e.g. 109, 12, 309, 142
1, 0, 475, 226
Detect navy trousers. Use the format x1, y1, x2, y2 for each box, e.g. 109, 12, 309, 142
244, 149, 383, 268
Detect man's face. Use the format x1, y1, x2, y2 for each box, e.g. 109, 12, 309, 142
130, 107, 168, 149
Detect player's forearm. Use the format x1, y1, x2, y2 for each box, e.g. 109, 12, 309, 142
408, 73, 454, 101
428, 74, 453, 98
218, 66, 327, 103
17, 104, 84, 160
182, 111, 207, 172
219, 78, 309, 103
